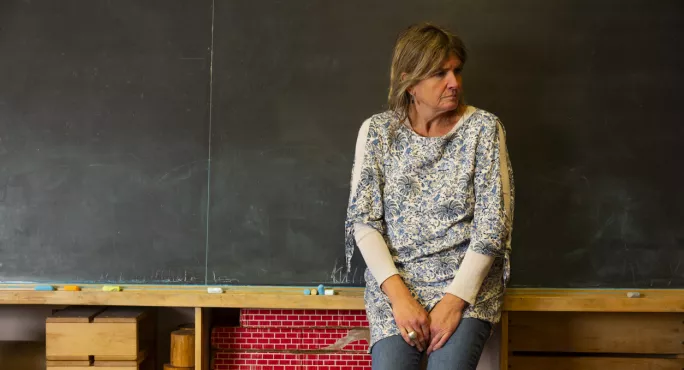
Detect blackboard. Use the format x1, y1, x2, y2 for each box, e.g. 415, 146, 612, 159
1, 0, 682, 288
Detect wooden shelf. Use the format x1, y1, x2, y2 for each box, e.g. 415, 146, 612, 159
0, 286, 366, 309
1, 285, 682, 312
503, 288, 684, 312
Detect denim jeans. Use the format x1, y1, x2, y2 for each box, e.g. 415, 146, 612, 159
370, 318, 492, 370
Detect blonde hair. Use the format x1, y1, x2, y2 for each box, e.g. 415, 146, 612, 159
388, 23, 468, 120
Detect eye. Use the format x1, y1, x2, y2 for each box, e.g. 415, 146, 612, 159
434, 70, 447, 77
454, 67, 463, 75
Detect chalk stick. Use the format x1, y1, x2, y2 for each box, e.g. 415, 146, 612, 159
207, 287, 223, 294
34, 285, 55, 291
102, 285, 122, 292
324, 289, 334, 296
63, 285, 81, 291
627, 292, 641, 298
310, 289, 318, 296
317, 284, 325, 295
303, 289, 311, 295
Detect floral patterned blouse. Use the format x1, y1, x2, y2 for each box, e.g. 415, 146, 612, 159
344, 106, 515, 349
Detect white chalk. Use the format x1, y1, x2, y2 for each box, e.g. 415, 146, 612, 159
626, 292, 641, 298
324, 289, 335, 296
207, 287, 224, 294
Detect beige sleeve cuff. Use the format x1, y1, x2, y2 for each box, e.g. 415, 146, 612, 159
353, 223, 399, 286
444, 249, 495, 305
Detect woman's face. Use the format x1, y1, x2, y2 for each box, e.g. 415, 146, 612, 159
409, 54, 463, 115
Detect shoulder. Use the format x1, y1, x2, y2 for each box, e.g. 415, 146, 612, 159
466, 106, 506, 138
357, 110, 401, 141
360, 110, 401, 131
468, 106, 502, 130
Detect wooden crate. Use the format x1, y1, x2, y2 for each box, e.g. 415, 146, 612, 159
46, 306, 154, 363
508, 311, 684, 370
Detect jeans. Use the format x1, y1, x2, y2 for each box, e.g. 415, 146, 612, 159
370, 318, 492, 370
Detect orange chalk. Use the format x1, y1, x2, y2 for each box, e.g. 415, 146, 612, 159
63, 285, 81, 291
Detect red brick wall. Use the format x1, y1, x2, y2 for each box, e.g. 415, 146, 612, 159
213, 327, 368, 352
212, 309, 372, 370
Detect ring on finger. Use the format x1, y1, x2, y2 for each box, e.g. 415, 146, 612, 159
407, 330, 418, 340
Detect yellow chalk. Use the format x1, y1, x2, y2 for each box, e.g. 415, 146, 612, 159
63, 285, 81, 291
310, 289, 318, 296
102, 285, 122, 292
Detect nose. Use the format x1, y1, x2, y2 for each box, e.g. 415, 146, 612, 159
446, 71, 459, 89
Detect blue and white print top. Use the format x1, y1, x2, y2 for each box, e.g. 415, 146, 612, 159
344, 106, 515, 349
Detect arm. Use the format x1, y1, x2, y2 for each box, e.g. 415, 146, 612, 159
350, 121, 399, 286
347, 119, 429, 350
447, 118, 511, 304
354, 224, 416, 311
428, 119, 513, 353
354, 223, 399, 286
444, 250, 494, 305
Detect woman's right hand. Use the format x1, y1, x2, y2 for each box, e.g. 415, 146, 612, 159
381, 275, 430, 351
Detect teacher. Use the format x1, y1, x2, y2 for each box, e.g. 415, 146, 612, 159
345, 23, 515, 370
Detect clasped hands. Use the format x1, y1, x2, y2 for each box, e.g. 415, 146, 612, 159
382, 276, 467, 354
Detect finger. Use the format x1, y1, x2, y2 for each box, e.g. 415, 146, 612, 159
408, 327, 424, 352
420, 321, 431, 345
400, 327, 416, 347
412, 327, 426, 351
409, 327, 426, 352
412, 318, 429, 350
427, 330, 443, 354
428, 325, 441, 350
432, 330, 453, 353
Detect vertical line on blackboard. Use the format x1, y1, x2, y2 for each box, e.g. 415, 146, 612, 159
205, 0, 216, 285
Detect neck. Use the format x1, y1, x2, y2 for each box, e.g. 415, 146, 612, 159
408, 104, 464, 137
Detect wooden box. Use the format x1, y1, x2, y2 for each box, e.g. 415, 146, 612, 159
46, 306, 154, 364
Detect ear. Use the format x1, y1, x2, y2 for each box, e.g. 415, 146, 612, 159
401, 73, 415, 96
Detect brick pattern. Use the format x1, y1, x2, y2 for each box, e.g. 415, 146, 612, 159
214, 351, 372, 370
212, 327, 368, 351
240, 309, 369, 328
212, 309, 372, 370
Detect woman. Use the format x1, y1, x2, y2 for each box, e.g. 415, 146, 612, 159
345, 23, 514, 370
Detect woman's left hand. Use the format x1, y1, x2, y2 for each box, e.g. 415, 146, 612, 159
426, 293, 467, 355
